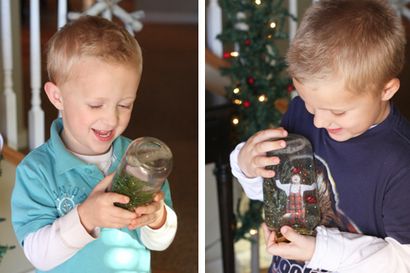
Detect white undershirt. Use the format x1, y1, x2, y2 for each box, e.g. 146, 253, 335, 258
23, 146, 177, 271
72, 147, 113, 175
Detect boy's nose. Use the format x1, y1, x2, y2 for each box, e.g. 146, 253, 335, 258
103, 108, 119, 127
313, 110, 331, 129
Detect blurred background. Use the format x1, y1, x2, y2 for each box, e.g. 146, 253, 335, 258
0, 1, 197, 273
205, 1, 410, 273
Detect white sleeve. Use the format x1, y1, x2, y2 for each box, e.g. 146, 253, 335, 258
306, 226, 410, 273
229, 142, 264, 201
23, 206, 95, 271
140, 204, 177, 251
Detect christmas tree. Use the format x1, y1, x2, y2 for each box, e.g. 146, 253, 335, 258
217, 0, 294, 241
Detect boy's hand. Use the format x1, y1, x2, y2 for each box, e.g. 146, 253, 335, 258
262, 223, 316, 262
238, 128, 288, 178
128, 191, 166, 230
78, 173, 137, 234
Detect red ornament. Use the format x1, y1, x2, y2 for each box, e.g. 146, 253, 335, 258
292, 167, 301, 174
244, 39, 251, 46
305, 195, 317, 204
247, 76, 255, 85
243, 100, 251, 108
223, 52, 231, 59
287, 83, 294, 93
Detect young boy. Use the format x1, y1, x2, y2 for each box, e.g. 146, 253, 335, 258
230, 0, 410, 272
11, 16, 177, 273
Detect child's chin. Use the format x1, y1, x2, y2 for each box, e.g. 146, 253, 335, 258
328, 132, 351, 142
92, 142, 113, 154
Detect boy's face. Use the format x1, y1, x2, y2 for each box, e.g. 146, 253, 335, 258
293, 77, 397, 142
45, 57, 140, 155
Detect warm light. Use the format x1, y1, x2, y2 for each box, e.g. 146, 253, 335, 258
233, 99, 242, 105
233, 87, 240, 94
230, 51, 239, 57
270, 22, 277, 29
255, 0, 261, 5
232, 118, 239, 125
249, 228, 258, 235
258, 95, 267, 102
267, 34, 272, 39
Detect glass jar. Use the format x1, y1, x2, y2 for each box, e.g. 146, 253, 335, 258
111, 137, 173, 211
263, 134, 320, 241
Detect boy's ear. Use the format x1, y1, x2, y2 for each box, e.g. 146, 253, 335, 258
381, 78, 400, 101
44, 82, 64, 111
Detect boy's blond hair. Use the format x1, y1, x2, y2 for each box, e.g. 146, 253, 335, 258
47, 16, 142, 85
287, 0, 406, 93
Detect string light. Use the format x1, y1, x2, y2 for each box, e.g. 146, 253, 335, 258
230, 51, 239, 57
270, 22, 277, 29
255, 0, 262, 5
249, 228, 258, 235
233, 99, 242, 105
233, 87, 240, 94
258, 94, 267, 102
232, 117, 239, 125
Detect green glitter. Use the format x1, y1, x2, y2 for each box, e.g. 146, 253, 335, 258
111, 171, 156, 211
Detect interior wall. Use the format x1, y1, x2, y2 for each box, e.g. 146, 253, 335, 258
136, 0, 198, 24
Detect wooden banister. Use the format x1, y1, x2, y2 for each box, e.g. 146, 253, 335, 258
2, 145, 25, 166
205, 48, 229, 70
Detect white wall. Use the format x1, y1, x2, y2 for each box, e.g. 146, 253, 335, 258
137, 0, 197, 24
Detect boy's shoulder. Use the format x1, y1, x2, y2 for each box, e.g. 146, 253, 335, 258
18, 140, 54, 168
16, 140, 68, 183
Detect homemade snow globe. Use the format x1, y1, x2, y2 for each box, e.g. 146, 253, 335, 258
263, 134, 320, 241
111, 137, 173, 211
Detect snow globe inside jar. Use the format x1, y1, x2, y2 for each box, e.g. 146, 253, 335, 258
263, 134, 320, 241
111, 137, 173, 211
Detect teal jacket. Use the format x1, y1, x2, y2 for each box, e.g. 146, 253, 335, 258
11, 118, 172, 273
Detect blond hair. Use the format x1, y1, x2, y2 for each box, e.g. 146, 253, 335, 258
47, 16, 142, 85
287, 0, 406, 93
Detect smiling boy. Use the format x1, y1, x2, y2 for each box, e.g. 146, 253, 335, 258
12, 16, 177, 273
230, 1, 410, 272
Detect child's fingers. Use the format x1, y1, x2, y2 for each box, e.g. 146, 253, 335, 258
256, 168, 276, 178
262, 223, 277, 247
247, 156, 278, 178
111, 206, 136, 219
128, 213, 156, 229
252, 155, 280, 168
92, 173, 115, 192
105, 192, 130, 205
256, 139, 287, 154
262, 223, 271, 243
269, 226, 315, 261
281, 226, 300, 242
134, 199, 163, 215
152, 191, 165, 202
250, 128, 288, 144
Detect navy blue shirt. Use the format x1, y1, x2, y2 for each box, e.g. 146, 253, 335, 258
270, 96, 410, 272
